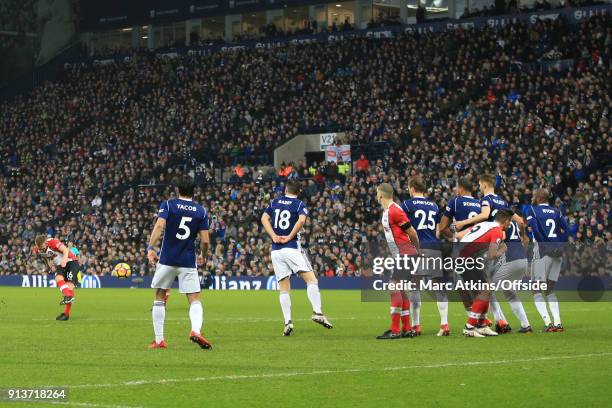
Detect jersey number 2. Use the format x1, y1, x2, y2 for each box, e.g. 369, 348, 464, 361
545, 219, 557, 238
176, 216, 192, 240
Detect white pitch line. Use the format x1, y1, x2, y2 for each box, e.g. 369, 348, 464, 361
12, 400, 145, 408
43, 352, 612, 390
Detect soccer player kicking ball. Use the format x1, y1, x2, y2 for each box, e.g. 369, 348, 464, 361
375, 183, 420, 340
34, 235, 81, 321
261, 180, 332, 336
457, 209, 515, 337
146, 175, 212, 350
526, 188, 569, 332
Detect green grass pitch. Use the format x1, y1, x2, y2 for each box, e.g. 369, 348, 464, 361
0, 288, 610, 408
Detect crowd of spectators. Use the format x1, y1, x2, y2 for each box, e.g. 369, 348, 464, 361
0, 0, 36, 33
460, 0, 608, 19
0, 13, 609, 278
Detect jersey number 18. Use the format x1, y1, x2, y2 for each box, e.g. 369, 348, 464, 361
274, 209, 291, 230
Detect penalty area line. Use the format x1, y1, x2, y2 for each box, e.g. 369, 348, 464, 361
46, 352, 612, 389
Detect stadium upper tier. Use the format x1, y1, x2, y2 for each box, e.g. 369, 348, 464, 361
0, 14, 609, 277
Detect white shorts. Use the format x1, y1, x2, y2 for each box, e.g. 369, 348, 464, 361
415, 249, 444, 279
271, 247, 312, 281
532, 255, 562, 282
492, 258, 528, 284
151, 263, 200, 293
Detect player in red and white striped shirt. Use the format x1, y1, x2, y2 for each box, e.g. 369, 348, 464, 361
456, 209, 514, 337
34, 235, 81, 321
375, 183, 420, 340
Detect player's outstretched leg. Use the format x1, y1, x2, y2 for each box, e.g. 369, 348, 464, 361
301, 271, 333, 329
149, 289, 167, 349
187, 292, 212, 349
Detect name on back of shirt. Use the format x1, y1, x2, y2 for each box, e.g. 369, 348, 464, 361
412, 200, 436, 207
177, 204, 197, 211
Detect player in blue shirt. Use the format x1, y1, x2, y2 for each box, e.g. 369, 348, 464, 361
438, 177, 482, 317
146, 175, 212, 350
525, 188, 569, 332
454, 174, 525, 229
261, 180, 333, 336
453, 173, 527, 333
438, 178, 482, 239
401, 176, 449, 337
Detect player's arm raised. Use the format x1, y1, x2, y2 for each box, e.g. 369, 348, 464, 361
279, 214, 306, 244
261, 213, 281, 243
147, 217, 166, 265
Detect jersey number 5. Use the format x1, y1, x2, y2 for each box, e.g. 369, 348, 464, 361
176, 216, 192, 240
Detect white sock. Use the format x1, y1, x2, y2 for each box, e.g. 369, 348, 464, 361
306, 283, 322, 314
279, 291, 292, 324
189, 300, 203, 334
507, 293, 530, 328
547, 293, 561, 325
409, 290, 421, 326
490, 293, 507, 322
533, 293, 552, 325
152, 300, 165, 343
435, 291, 449, 325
